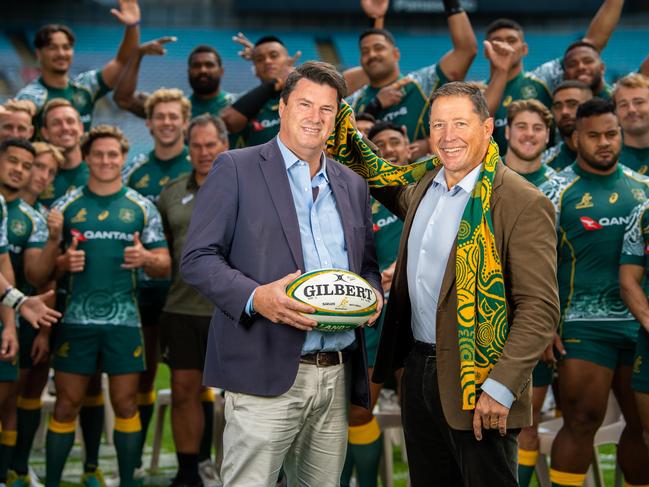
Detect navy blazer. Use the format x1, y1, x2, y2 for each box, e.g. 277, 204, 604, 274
181, 138, 381, 408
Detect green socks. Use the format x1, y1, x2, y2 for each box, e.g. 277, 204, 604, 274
0, 430, 17, 482
80, 394, 105, 472
341, 417, 383, 487
45, 418, 76, 487
114, 412, 143, 487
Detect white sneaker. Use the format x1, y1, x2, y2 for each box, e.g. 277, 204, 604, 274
198, 459, 222, 487
29, 467, 44, 487
104, 474, 120, 487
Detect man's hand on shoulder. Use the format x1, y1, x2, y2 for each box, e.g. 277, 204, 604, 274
253, 271, 318, 331
473, 391, 510, 440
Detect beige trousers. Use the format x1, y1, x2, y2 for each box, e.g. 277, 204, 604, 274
221, 362, 350, 487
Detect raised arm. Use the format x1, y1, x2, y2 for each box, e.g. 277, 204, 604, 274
483, 40, 516, 116
582, 0, 625, 52
437, 1, 478, 81
100, 0, 142, 88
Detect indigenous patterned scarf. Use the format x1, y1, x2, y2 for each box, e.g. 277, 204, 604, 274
327, 101, 509, 410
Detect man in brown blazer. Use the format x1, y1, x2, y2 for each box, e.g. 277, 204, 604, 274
371, 82, 560, 486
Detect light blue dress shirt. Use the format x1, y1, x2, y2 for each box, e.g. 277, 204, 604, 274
247, 137, 355, 354
407, 164, 514, 408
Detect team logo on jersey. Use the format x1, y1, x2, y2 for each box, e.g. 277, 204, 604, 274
159, 176, 170, 187
133, 346, 143, 358
135, 175, 150, 189
634, 355, 642, 374
71, 208, 87, 223
371, 200, 381, 214
119, 208, 135, 223
41, 184, 54, 201
575, 193, 594, 209
502, 95, 513, 108
633, 189, 647, 202
580, 215, 631, 230
56, 342, 70, 358
522, 85, 538, 99
609, 192, 619, 204
10, 220, 26, 237
72, 92, 87, 110
98, 210, 110, 221
580, 216, 603, 230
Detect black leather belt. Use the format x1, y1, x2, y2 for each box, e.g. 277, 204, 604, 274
300, 351, 350, 367
412, 340, 436, 357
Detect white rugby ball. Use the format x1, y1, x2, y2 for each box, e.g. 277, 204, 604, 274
285, 269, 378, 332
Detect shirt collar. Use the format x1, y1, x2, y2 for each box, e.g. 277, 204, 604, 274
433, 163, 483, 194
276, 136, 329, 183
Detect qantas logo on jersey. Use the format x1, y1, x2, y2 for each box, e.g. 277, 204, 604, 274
75, 230, 135, 242
251, 118, 280, 132
383, 106, 408, 123
580, 215, 632, 230
373, 215, 399, 232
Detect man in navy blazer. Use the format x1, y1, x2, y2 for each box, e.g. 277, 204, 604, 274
181, 61, 382, 487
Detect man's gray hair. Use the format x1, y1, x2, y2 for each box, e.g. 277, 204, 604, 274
430, 81, 490, 121
187, 114, 228, 144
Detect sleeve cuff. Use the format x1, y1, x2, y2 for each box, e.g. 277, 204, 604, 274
245, 288, 257, 316
481, 378, 515, 409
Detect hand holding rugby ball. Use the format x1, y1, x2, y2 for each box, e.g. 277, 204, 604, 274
285, 269, 378, 332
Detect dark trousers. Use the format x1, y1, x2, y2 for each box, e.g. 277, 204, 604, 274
401, 342, 520, 487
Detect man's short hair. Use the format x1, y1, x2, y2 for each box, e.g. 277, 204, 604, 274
281, 61, 347, 105
356, 113, 376, 123
563, 40, 600, 64
553, 80, 592, 97
485, 19, 524, 38
0, 138, 36, 157
359, 28, 396, 46
506, 99, 553, 129
187, 114, 229, 144
254, 35, 285, 48
34, 24, 75, 49
42, 98, 79, 127
576, 97, 616, 122
32, 141, 64, 165
367, 121, 406, 142
429, 82, 490, 122
144, 88, 192, 121
612, 73, 649, 101
3, 99, 36, 117
81, 125, 129, 158
188, 45, 222, 67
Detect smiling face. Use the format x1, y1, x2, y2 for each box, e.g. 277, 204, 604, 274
0, 110, 34, 142
41, 106, 83, 152
370, 128, 410, 165
86, 137, 125, 184
278, 78, 338, 165
615, 85, 649, 138
146, 101, 188, 148
188, 123, 228, 178
563, 46, 605, 92
28, 151, 58, 196
0, 146, 34, 193
505, 110, 549, 162
360, 34, 400, 84
574, 112, 621, 173
429, 95, 493, 181
37, 31, 73, 75
252, 41, 291, 83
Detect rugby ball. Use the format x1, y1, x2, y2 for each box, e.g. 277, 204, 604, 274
285, 269, 378, 332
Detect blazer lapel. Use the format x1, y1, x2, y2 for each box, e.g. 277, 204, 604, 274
328, 162, 357, 272
259, 140, 305, 270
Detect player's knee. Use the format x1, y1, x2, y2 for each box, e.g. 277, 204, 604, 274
563, 407, 603, 436
112, 400, 138, 419
53, 400, 81, 423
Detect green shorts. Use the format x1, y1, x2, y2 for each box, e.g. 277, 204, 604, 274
0, 324, 18, 381
562, 320, 638, 370
52, 324, 145, 375
632, 327, 649, 393
532, 360, 554, 387
18, 319, 39, 369
160, 312, 211, 370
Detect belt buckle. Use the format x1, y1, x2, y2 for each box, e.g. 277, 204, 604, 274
315, 352, 325, 367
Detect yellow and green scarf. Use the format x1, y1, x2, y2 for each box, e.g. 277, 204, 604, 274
327, 101, 508, 410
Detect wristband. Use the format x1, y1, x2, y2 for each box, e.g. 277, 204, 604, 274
126, 20, 141, 28
362, 97, 383, 117
442, 0, 464, 16
1, 287, 26, 310
231, 80, 279, 119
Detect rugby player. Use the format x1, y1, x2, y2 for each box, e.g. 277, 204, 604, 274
46, 125, 170, 487
19, 142, 61, 216
355, 113, 376, 138
542, 81, 593, 171
347, 0, 477, 160
540, 98, 649, 487
122, 88, 192, 475
484, 0, 623, 151
0, 101, 35, 143
15, 0, 141, 135
614, 73, 649, 174
157, 114, 228, 487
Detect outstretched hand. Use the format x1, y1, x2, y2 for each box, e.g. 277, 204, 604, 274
111, 0, 141, 26
19, 290, 62, 329
140, 36, 177, 56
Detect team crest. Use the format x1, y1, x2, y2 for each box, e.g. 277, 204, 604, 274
10, 220, 26, 237
72, 92, 87, 109
159, 176, 170, 187
634, 355, 642, 374
371, 200, 381, 214
98, 210, 110, 221
119, 208, 135, 223
522, 85, 538, 99
71, 208, 87, 223
502, 95, 513, 108
133, 346, 143, 358
632, 188, 647, 203
575, 193, 594, 209
57, 342, 70, 358
135, 174, 150, 189
609, 192, 619, 204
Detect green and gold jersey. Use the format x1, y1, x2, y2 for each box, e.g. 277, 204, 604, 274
619, 144, 649, 176
541, 141, 577, 172
122, 147, 191, 204
16, 70, 111, 136
530, 58, 612, 100
540, 163, 649, 330
52, 186, 167, 327
621, 198, 649, 269
190, 91, 237, 118
346, 63, 448, 142
371, 198, 403, 272
0, 195, 9, 255
39, 161, 90, 208
6, 199, 48, 293
490, 71, 553, 153
231, 96, 281, 148
505, 162, 556, 188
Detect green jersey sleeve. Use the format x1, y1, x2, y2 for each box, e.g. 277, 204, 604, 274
407, 63, 448, 96
23, 202, 49, 249
530, 58, 564, 94
621, 199, 649, 266
74, 69, 111, 102
0, 196, 7, 254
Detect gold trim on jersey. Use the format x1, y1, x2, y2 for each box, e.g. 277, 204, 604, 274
558, 228, 578, 336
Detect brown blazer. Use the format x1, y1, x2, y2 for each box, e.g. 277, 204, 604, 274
372, 161, 560, 430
